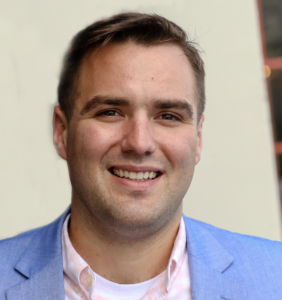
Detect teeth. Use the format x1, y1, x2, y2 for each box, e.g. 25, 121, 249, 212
129, 172, 137, 180
112, 168, 157, 181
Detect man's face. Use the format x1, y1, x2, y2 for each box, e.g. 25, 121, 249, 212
55, 42, 204, 239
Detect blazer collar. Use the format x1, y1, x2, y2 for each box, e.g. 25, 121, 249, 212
6, 206, 71, 300
184, 216, 247, 300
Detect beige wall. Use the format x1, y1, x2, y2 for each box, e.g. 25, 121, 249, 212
0, 0, 280, 240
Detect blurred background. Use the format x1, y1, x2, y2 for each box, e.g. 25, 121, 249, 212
1, 0, 282, 240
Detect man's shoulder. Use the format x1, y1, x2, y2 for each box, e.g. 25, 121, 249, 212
0, 224, 52, 296
0, 207, 69, 255
189, 216, 281, 242
0, 221, 55, 276
0, 225, 45, 257
182, 216, 282, 298
0, 207, 69, 282
0, 208, 69, 298
184, 215, 282, 263
186, 216, 282, 246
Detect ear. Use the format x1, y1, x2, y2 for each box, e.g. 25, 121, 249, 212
53, 106, 68, 160
195, 114, 204, 165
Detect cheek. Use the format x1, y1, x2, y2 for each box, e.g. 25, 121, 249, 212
70, 122, 121, 160
158, 131, 198, 168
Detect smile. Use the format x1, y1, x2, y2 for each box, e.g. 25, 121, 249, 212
110, 168, 159, 181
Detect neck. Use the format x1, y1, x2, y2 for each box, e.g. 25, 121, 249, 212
69, 199, 183, 284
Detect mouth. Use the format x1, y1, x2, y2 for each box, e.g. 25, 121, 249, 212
109, 167, 162, 182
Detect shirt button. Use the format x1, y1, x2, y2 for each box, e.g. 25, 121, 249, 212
73, 286, 80, 294
85, 275, 93, 287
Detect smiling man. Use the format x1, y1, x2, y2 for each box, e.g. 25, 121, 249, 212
1, 12, 282, 300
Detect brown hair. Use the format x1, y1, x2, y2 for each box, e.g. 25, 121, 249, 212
58, 12, 205, 121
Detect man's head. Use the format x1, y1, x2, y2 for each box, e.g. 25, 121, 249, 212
58, 12, 205, 123
53, 13, 205, 241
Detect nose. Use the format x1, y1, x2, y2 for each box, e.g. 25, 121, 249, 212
121, 116, 156, 155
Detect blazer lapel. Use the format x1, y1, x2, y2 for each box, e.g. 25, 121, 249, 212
6, 206, 70, 300
6, 256, 64, 300
184, 217, 247, 300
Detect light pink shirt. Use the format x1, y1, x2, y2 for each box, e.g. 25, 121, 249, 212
62, 214, 192, 299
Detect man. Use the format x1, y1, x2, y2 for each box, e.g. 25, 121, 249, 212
0, 12, 282, 300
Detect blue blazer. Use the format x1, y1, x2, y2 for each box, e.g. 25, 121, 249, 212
1, 206, 282, 300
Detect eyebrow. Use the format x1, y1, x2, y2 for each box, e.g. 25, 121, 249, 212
80, 96, 130, 115
80, 95, 194, 119
152, 99, 194, 119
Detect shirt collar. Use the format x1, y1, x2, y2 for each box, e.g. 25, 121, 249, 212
166, 217, 187, 291
62, 214, 89, 286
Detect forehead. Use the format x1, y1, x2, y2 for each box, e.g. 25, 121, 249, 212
77, 42, 196, 110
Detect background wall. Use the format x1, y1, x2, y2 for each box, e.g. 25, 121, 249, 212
0, 0, 280, 240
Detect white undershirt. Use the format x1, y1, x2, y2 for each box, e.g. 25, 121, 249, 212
92, 271, 163, 300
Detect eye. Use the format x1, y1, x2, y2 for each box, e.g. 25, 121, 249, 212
159, 113, 180, 121
99, 110, 120, 116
